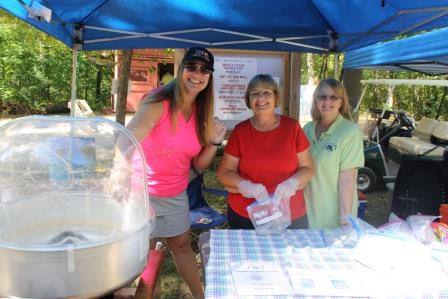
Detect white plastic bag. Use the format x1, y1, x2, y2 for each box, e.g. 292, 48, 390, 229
378, 212, 416, 242
406, 215, 439, 244
322, 216, 376, 248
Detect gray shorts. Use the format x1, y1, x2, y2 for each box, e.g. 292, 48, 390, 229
149, 191, 191, 239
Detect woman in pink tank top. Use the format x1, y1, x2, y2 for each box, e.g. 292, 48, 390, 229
126, 47, 225, 299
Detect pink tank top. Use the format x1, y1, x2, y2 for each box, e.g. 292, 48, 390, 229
141, 100, 202, 197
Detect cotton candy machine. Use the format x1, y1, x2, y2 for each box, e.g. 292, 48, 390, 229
0, 116, 153, 298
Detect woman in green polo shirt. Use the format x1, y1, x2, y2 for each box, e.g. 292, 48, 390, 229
303, 78, 364, 229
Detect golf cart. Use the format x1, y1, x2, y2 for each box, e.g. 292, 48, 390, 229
359, 109, 414, 192
356, 79, 448, 193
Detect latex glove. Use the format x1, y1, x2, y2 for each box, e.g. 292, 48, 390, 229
108, 162, 132, 202
339, 214, 352, 228
273, 177, 299, 202
210, 117, 226, 145
237, 180, 269, 202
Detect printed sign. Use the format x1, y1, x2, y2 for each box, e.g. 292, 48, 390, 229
213, 57, 257, 120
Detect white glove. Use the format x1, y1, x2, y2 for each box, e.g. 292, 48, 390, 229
108, 162, 132, 202
273, 177, 299, 202
237, 180, 269, 202
339, 214, 352, 228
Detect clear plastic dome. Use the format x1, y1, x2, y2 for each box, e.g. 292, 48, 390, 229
0, 116, 153, 297
0, 116, 152, 248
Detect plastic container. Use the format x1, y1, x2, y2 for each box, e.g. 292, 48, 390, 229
247, 196, 291, 235
0, 116, 154, 298
440, 204, 448, 224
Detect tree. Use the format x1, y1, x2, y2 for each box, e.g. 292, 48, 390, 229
342, 69, 363, 121
0, 10, 113, 114
116, 49, 132, 125
306, 54, 317, 85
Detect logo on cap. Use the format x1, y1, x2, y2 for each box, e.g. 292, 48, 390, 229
192, 49, 211, 62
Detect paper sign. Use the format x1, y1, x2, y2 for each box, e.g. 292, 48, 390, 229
213, 57, 257, 120
231, 261, 293, 296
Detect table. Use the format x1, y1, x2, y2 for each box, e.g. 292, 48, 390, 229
200, 229, 448, 298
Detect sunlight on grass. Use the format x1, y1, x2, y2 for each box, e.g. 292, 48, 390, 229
160, 251, 195, 298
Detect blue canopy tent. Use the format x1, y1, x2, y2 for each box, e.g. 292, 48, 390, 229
3, 1, 448, 52
3, 0, 448, 113
344, 27, 448, 75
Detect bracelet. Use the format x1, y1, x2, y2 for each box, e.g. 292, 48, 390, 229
210, 141, 222, 146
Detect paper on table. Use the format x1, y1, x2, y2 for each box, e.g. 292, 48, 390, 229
286, 268, 370, 297
354, 233, 442, 273
230, 261, 293, 296
354, 233, 448, 295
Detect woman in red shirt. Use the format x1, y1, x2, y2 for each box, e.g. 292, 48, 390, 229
217, 74, 314, 229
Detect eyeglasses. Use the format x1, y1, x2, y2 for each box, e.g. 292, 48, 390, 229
249, 90, 274, 99
183, 63, 213, 75
317, 94, 341, 101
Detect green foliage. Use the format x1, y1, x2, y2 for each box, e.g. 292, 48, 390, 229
0, 11, 113, 113
300, 53, 342, 83
300, 53, 448, 120
357, 70, 448, 120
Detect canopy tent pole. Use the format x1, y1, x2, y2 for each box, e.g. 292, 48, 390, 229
69, 47, 78, 116
82, 25, 329, 51
70, 27, 82, 117
340, 6, 448, 49
361, 79, 448, 87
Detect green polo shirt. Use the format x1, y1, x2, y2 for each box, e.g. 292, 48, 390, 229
303, 115, 364, 228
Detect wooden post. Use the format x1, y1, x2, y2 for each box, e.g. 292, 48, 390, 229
289, 52, 302, 120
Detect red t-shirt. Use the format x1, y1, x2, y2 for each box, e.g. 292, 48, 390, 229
224, 115, 310, 219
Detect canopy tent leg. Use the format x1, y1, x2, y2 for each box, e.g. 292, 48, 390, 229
70, 47, 78, 117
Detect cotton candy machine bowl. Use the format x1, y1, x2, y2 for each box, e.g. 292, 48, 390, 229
0, 116, 153, 298
0, 193, 149, 298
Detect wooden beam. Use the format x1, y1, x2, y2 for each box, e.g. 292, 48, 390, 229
289, 52, 302, 120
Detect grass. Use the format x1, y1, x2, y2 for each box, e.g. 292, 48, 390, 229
159, 257, 195, 298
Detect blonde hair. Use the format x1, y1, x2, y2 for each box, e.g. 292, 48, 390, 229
244, 74, 280, 108
141, 63, 214, 145
311, 78, 352, 122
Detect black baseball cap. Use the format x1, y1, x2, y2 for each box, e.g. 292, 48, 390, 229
182, 47, 214, 71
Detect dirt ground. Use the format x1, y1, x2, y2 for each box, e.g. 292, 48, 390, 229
363, 188, 391, 227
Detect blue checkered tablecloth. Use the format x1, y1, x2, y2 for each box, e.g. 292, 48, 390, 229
204, 229, 448, 299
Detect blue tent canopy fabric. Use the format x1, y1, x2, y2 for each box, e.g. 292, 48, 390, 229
344, 27, 448, 75
3, 1, 448, 53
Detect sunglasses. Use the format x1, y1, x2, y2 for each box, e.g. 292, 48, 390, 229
249, 90, 274, 99
317, 94, 341, 101
183, 63, 213, 75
